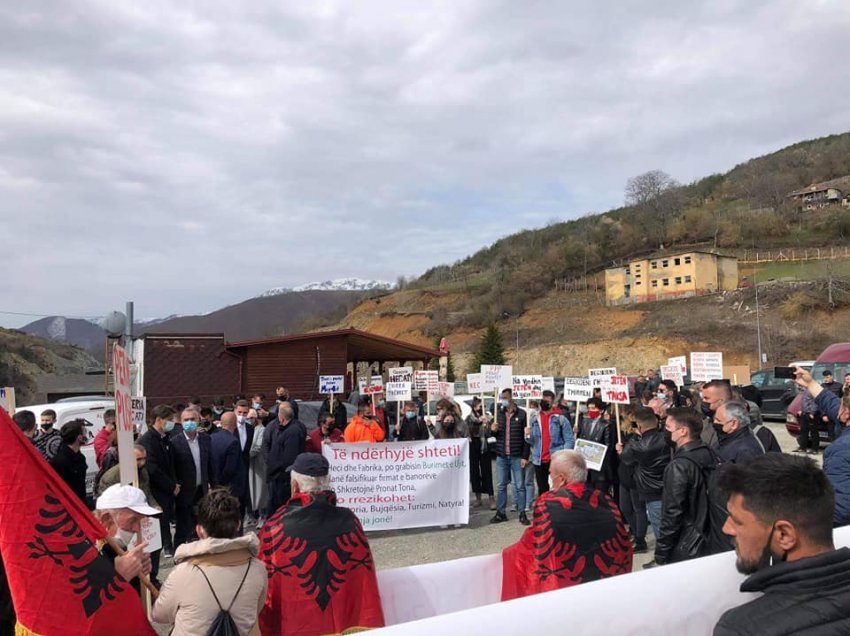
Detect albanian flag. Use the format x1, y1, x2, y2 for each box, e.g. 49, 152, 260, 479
501, 482, 632, 601
258, 490, 385, 636
0, 407, 154, 636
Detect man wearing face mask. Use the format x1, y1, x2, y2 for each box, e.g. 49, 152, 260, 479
490, 389, 531, 526
700, 380, 732, 447
652, 407, 720, 569
575, 398, 613, 494
270, 386, 299, 421
34, 408, 62, 462
306, 414, 344, 452
714, 454, 850, 635
713, 402, 764, 464
139, 403, 179, 584
526, 390, 574, 497
395, 401, 429, 441
170, 408, 215, 548
48, 419, 90, 507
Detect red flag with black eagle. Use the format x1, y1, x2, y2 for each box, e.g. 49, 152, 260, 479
258, 490, 385, 636
501, 482, 632, 600
0, 407, 154, 635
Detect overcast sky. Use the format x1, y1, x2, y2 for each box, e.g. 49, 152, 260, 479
3, 0, 850, 327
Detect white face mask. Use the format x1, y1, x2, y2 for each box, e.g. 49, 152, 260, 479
115, 526, 136, 548
548, 476, 555, 490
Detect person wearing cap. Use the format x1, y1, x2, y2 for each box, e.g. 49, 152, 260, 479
343, 399, 386, 444
258, 453, 385, 635
49, 419, 90, 508
152, 488, 267, 635
94, 484, 160, 592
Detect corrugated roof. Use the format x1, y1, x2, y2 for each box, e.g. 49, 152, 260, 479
788, 176, 850, 197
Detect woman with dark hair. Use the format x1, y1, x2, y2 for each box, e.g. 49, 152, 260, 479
152, 489, 267, 635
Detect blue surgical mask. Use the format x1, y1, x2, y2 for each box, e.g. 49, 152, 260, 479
500, 399, 509, 409
183, 421, 198, 434
252, 402, 262, 409
657, 392, 667, 401
164, 421, 175, 433
405, 411, 417, 420
379, 400, 386, 408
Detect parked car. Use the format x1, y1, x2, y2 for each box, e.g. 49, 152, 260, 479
750, 368, 796, 420
16, 399, 115, 495
785, 345, 850, 442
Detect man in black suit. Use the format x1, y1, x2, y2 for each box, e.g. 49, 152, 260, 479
170, 408, 216, 548
211, 412, 241, 494
232, 399, 255, 523
137, 404, 179, 586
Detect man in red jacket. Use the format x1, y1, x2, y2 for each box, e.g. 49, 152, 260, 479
305, 415, 344, 453
93, 409, 117, 468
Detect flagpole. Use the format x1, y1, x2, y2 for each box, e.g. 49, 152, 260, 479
105, 536, 160, 599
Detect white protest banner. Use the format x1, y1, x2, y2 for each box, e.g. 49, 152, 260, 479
112, 344, 137, 487
574, 438, 608, 472
0, 387, 15, 414
660, 365, 685, 387
127, 516, 162, 554
423, 370, 440, 393
480, 365, 512, 392
323, 439, 470, 531
600, 375, 630, 405
389, 366, 414, 383
371, 375, 384, 389
512, 375, 543, 400
130, 396, 146, 432
413, 370, 428, 391
436, 382, 454, 399
358, 376, 369, 393
668, 355, 688, 375
562, 376, 594, 402
320, 375, 344, 394
588, 367, 617, 386
541, 377, 555, 394
386, 382, 412, 402
690, 352, 724, 383
466, 373, 483, 394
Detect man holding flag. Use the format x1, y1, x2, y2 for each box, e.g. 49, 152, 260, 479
0, 406, 156, 635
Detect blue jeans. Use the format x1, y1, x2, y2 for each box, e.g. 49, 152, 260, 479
523, 463, 535, 510
646, 499, 663, 539
496, 456, 526, 515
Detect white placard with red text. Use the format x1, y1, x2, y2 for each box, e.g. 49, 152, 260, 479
661, 365, 685, 387
112, 344, 136, 486
599, 375, 630, 404
512, 375, 543, 400
466, 373, 483, 394
480, 365, 513, 392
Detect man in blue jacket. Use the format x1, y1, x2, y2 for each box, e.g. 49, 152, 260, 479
525, 390, 573, 496
713, 402, 764, 464
210, 412, 241, 496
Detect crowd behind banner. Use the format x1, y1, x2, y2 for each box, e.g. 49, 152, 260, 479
6, 359, 850, 635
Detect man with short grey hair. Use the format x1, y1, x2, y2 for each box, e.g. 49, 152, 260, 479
500, 449, 631, 600
714, 401, 764, 464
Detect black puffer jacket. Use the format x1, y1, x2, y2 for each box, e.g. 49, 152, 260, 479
619, 428, 670, 501
493, 405, 529, 460
714, 548, 850, 635
655, 441, 713, 564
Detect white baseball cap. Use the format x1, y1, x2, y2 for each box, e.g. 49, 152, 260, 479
96, 484, 160, 516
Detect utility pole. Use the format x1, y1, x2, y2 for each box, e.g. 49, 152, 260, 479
754, 274, 763, 367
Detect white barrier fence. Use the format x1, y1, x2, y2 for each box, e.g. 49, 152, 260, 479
374, 525, 850, 634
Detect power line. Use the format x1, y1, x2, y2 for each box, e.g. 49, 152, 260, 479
0, 310, 100, 320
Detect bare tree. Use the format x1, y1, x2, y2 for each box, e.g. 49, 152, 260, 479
625, 170, 683, 248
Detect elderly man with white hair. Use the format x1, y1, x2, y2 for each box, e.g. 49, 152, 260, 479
714, 401, 764, 464
258, 453, 385, 635
95, 484, 160, 593
501, 450, 632, 601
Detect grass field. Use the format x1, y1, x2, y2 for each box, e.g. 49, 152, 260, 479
741, 257, 850, 282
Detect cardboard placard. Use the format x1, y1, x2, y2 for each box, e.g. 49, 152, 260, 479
389, 367, 414, 383
512, 375, 543, 400
562, 377, 594, 402
660, 365, 684, 387
723, 365, 751, 386
668, 356, 687, 375
466, 373, 483, 394
112, 344, 136, 487
320, 375, 345, 394
690, 352, 724, 383
480, 365, 513, 392
600, 375, 630, 404
541, 377, 555, 394
574, 439, 608, 472
588, 367, 617, 387
386, 382, 413, 402
130, 396, 146, 431
0, 387, 16, 415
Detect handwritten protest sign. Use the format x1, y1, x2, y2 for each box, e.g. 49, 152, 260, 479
588, 368, 617, 386
386, 382, 412, 402
127, 516, 162, 554
112, 344, 136, 486
363, 384, 384, 395
600, 375, 630, 404
320, 375, 344, 394
0, 387, 15, 414
323, 440, 470, 531
358, 376, 369, 393
481, 365, 512, 392
690, 352, 723, 382
371, 375, 384, 389
660, 365, 684, 387
389, 367, 413, 383
668, 356, 687, 375
130, 397, 146, 431
512, 375, 543, 400
466, 373, 483, 393
562, 377, 594, 402
574, 439, 608, 472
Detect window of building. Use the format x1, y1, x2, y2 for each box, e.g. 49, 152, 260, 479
675, 277, 682, 284
651, 261, 657, 269
674, 258, 681, 266
651, 280, 658, 288
625, 267, 630, 275
663, 279, 670, 286
684, 275, 692, 283
662, 259, 669, 267
684, 256, 692, 264
635, 281, 642, 285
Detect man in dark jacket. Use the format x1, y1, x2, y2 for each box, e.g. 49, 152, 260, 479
232, 400, 255, 519
317, 395, 348, 432
576, 398, 613, 492
490, 389, 531, 526
652, 407, 714, 568
49, 420, 89, 507
395, 401, 429, 441
138, 404, 179, 583
210, 412, 241, 491
714, 453, 850, 635
264, 404, 307, 514
617, 407, 670, 544
714, 402, 764, 464
170, 408, 215, 548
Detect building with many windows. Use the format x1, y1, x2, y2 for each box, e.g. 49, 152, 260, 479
604, 251, 738, 305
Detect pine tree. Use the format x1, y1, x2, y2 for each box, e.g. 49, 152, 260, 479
473, 322, 506, 369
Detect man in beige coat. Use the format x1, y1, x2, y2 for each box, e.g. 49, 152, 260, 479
152, 488, 267, 635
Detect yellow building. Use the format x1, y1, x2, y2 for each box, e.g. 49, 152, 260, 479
605, 251, 738, 305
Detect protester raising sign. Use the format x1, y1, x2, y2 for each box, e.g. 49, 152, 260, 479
588, 368, 617, 386
599, 375, 630, 405
512, 376, 543, 400
562, 377, 594, 402
386, 382, 412, 402
320, 375, 345, 394
481, 365, 512, 392
574, 438, 608, 472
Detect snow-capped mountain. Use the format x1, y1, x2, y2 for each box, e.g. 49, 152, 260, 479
258, 278, 392, 297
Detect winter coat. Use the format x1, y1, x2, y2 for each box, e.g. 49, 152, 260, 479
265, 419, 307, 479
819, 390, 850, 524
249, 424, 269, 513
210, 429, 241, 491
138, 427, 177, 506
304, 426, 344, 453
397, 414, 430, 442
526, 409, 574, 465
716, 427, 764, 464
152, 535, 267, 636
343, 415, 385, 444
465, 410, 492, 454
316, 397, 348, 431
619, 428, 670, 502
655, 441, 713, 565
713, 548, 850, 636
49, 444, 88, 506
